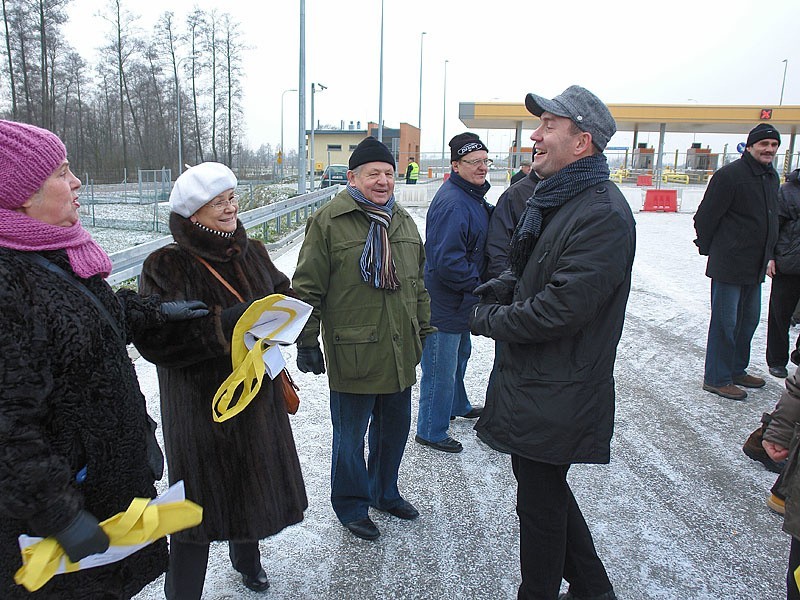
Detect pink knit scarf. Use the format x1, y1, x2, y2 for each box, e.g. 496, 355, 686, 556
0, 208, 112, 278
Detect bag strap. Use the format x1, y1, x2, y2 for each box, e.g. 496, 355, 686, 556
19, 252, 124, 342
192, 254, 245, 303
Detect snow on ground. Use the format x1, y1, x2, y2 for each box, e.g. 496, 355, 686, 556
123, 183, 790, 599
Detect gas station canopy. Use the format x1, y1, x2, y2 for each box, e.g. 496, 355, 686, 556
458, 102, 800, 135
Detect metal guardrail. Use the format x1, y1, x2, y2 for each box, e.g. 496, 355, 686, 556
107, 186, 339, 286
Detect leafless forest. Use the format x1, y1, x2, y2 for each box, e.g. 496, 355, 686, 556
0, 0, 284, 182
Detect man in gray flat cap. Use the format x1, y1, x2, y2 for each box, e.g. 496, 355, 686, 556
471, 85, 635, 600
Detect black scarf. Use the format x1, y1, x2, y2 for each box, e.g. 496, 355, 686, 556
507, 154, 610, 276
448, 171, 491, 203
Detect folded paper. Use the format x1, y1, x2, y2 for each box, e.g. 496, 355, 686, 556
15, 481, 202, 592
212, 294, 312, 422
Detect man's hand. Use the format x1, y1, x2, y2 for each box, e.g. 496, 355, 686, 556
767, 259, 777, 278
470, 303, 498, 338
763, 439, 789, 462
297, 346, 326, 375
160, 300, 209, 321
473, 271, 517, 305
54, 510, 110, 562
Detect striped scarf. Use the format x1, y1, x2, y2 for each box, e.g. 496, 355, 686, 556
508, 153, 610, 276
347, 184, 400, 290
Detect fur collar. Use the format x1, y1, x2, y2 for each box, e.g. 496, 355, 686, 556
168, 212, 249, 263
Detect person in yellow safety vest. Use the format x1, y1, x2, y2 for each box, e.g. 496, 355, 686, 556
405, 158, 420, 185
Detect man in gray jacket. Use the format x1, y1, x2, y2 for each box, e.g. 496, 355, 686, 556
471, 86, 635, 600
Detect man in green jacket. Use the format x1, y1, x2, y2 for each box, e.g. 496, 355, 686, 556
293, 136, 435, 541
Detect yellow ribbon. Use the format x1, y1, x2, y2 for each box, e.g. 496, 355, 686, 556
212, 294, 297, 422
14, 497, 202, 592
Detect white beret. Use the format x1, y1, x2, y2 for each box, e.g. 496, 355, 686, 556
169, 162, 238, 217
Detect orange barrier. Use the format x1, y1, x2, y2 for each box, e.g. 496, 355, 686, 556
643, 189, 678, 212
637, 175, 653, 186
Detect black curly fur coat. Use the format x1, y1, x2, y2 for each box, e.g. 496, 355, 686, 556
0, 247, 168, 599
134, 214, 307, 544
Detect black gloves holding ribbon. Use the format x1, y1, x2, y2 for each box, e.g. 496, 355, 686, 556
297, 346, 326, 374
159, 300, 209, 321
54, 510, 110, 563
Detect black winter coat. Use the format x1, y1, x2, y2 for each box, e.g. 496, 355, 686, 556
0, 248, 167, 599
774, 169, 800, 276
471, 182, 636, 464
134, 214, 307, 544
485, 171, 539, 279
694, 151, 779, 284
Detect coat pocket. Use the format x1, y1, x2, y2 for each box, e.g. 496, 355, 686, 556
332, 323, 380, 380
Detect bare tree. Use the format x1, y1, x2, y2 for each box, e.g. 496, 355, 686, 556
186, 7, 205, 164
2, 0, 17, 119
219, 13, 244, 168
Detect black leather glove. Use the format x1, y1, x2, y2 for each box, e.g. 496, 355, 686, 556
297, 346, 326, 375
159, 300, 209, 321
54, 510, 110, 562
473, 270, 517, 305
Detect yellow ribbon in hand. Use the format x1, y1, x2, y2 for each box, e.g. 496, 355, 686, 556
212, 294, 297, 422
14, 496, 202, 592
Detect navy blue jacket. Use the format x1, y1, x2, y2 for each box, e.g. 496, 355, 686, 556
424, 172, 493, 332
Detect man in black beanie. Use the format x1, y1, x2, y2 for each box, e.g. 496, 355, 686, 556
694, 123, 781, 400
415, 132, 493, 453
293, 136, 435, 541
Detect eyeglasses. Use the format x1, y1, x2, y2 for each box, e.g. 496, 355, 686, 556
461, 158, 493, 167
208, 195, 239, 211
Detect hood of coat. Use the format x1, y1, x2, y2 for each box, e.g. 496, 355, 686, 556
168, 211, 249, 262
788, 169, 800, 185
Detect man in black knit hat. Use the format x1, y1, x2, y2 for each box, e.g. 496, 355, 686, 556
471, 85, 634, 600
694, 123, 781, 401
293, 136, 434, 541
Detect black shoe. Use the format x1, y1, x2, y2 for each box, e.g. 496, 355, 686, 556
242, 568, 270, 593
374, 499, 419, 520
450, 406, 484, 420
414, 434, 463, 453
769, 366, 789, 378
343, 517, 380, 540
558, 589, 617, 600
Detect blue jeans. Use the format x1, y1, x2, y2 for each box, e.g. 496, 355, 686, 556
417, 330, 473, 443
329, 388, 411, 524
704, 280, 762, 386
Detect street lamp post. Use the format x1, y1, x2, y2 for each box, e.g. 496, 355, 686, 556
780, 59, 788, 106
377, 0, 385, 142
418, 31, 426, 134
298, 0, 306, 194
440, 59, 449, 178
280, 88, 297, 182
173, 54, 197, 175
310, 82, 327, 190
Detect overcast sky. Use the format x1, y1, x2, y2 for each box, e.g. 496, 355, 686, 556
65, 0, 800, 155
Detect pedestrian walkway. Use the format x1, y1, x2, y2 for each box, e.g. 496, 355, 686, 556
133, 207, 789, 600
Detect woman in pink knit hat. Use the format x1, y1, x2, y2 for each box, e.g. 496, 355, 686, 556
0, 120, 207, 599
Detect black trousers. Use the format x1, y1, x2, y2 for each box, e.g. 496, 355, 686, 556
512, 455, 613, 600
767, 273, 800, 368
164, 538, 261, 600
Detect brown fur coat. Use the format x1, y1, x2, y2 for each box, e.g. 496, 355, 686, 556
134, 214, 307, 543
